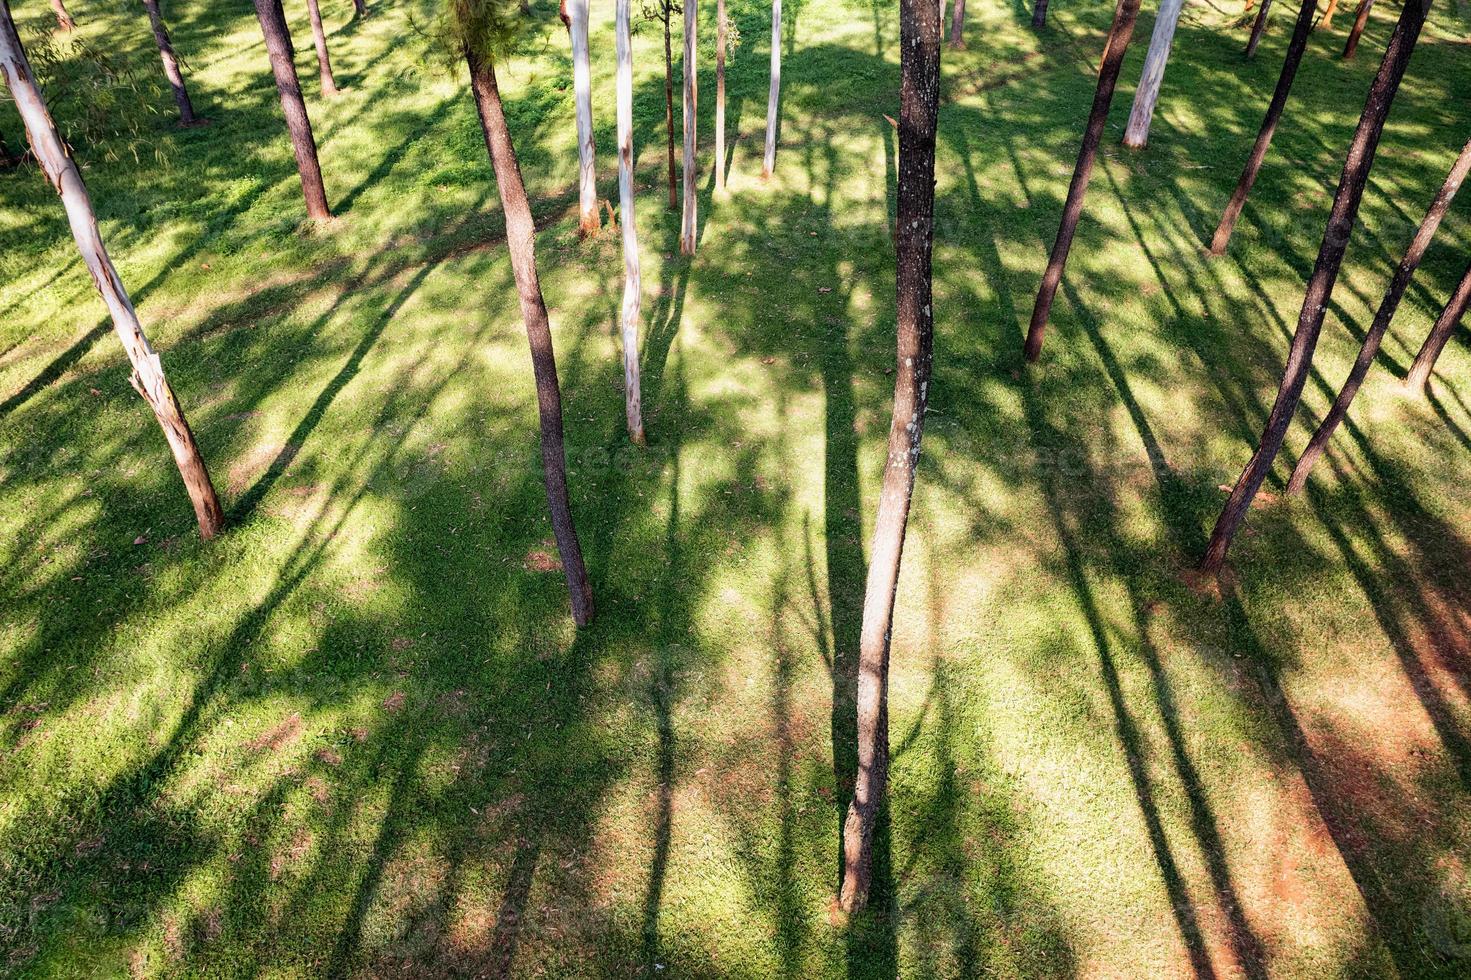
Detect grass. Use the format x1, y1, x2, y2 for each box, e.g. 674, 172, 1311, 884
3, 0, 1471, 974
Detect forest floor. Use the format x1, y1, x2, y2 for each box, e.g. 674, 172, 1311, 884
3, 0, 1471, 975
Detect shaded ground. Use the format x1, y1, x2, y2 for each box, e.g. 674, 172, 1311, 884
2, 0, 1471, 975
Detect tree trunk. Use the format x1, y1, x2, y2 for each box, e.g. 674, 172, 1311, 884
304, 0, 339, 97
1200, 0, 1430, 575
663, 10, 677, 210
1032, 0, 1049, 29
1245, 0, 1256, 12
1343, 0, 1374, 57
273, 0, 295, 59
838, 0, 939, 917
949, 0, 965, 47
566, 0, 599, 234
679, 0, 697, 254
1318, 0, 1340, 29
1210, 0, 1316, 254
354, 0, 367, 17
616, 0, 645, 443
1288, 133, 1471, 492
1244, 0, 1274, 58
252, 0, 331, 220
48, 0, 73, 31
715, 0, 726, 193
466, 47, 595, 627
1023, 0, 1142, 362
142, 0, 197, 126
1122, 0, 1183, 149
1405, 259, 1471, 392
0, 0, 224, 539
762, 0, 781, 178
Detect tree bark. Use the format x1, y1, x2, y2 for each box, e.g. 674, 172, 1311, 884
253, 0, 331, 220
1210, 0, 1316, 254
304, 0, 339, 97
1200, 0, 1431, 575
1032, 0, 1049, 29
142, 0, 197, 125
679, 0, 697, 254
566, 0, 599, 234
1122, 0, 1184, 149
1288, 133, 1471, 492
0, 0, 224, 539
1244, 0, 1274, 58
762, 0, 781, 178
466, 47, 595, 627
48, 0, 73, 31
949, 0, 965, 48
1318, 0, 1340, 29
616, 0, 645, 443
1343, 0, 1374, 57
715, 0, 726, 193
1023, 0, 1142, 362
838, 0, 939, 917
663, 8, 677, 209
1405, 259, 1471, 392
354, 0, 367, 17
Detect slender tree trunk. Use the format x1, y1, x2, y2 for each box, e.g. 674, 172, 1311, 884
253, 0, 330, 219
1023, 0, 1142, 362
1210, 0, 1316, 254
679, 0, 697, 254
1318, 0, 1340, 29
566, 0, 599, 234
1201, 0, 1431, 575
304, 0, 339, 97
1122, 0, 1183, 148
1289, 133, 1471, 492
0, 0, 224, 539
616, 0, 645, 442
273, 0, 295, 59
354, 0, 367, 17
1406, 260, 1471, 392
663, 10, 677, 210
762, 0, 781, 178
1032, 0, 1049, 29
142, 0, 197, 125
48, 0, 73, 31
949, 0, 965, 47
838, 0, 939, 917
1343, 0, 1374, 56
1245, 0, 1256, 12
466, 48, 595, 627
1244, 0, 1274, 58
715, 0, 726, 193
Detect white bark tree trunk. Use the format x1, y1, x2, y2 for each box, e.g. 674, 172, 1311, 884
762, 0, 781, 178
0, 0, 224, 539
1122, 0, 1184, 149
568, 0, 599, 234
679, 0, 697, 254
616, 0, 645, 442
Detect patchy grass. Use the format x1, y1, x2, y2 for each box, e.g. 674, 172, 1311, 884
3, 0, 1471, 975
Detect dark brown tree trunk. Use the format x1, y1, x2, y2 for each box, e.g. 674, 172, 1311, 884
354, 0, 367, 17
715, 0, 726, 192
1032, 0, 1048, 29
1405, 259, 1471, 392
1288, 133, 1471, 492
1244, 0, 1274, 58
949, 0, 965, 47
1201, 0, 1431, 575
273, 0, 294, 58
304, 0, 339, 97
1343, 0, 1374, 56
663, 9, 677, 210
252, 0, 331, 220
838, 0, 939, 917
1023, 0, 1142, 362
466, 48, 595, 628
0, 0, 224, 539
1211, 0, 1317, 254
48, 0, 73, 31
142, 0, 197, 125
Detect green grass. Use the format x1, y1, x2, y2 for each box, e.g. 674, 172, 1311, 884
3, 0, 1471, 974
